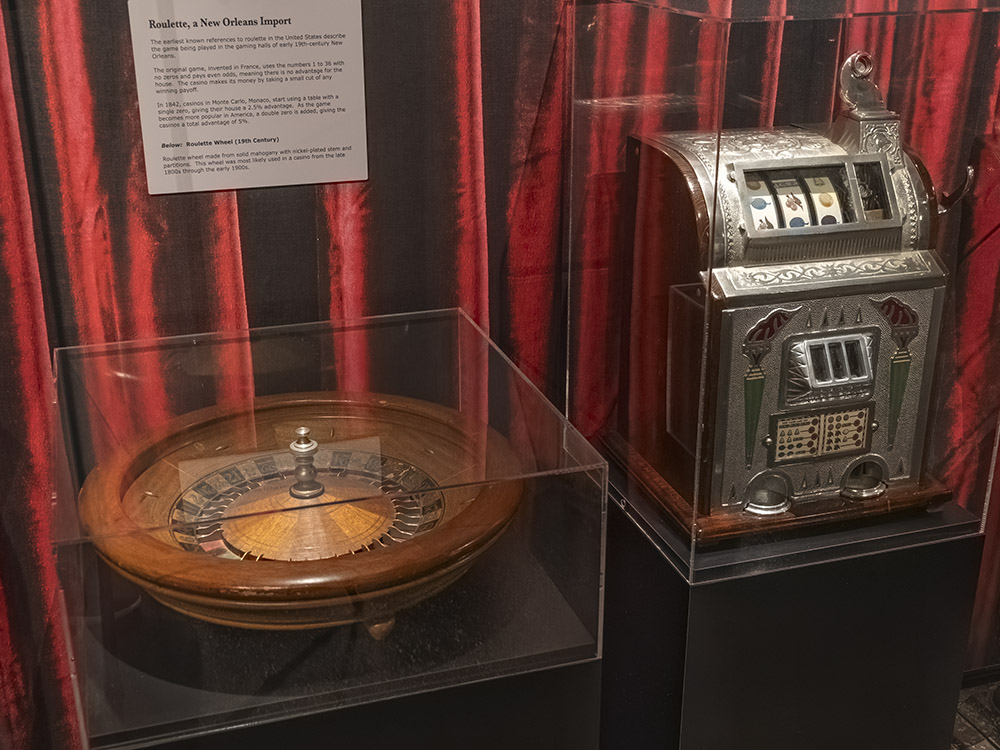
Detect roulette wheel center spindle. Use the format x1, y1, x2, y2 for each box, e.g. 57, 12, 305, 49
289, 426, 325, 499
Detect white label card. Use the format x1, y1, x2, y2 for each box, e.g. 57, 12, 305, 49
128, 0, 367, 194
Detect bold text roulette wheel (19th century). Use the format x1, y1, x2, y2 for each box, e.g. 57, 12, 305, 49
79, 393, 524, 633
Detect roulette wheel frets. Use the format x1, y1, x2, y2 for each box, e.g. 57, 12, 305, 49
79, 393, 524, 634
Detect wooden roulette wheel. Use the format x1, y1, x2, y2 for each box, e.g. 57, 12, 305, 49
79, 392, 524, 633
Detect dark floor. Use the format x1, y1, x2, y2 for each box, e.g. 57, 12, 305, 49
954, 683, 1000, 749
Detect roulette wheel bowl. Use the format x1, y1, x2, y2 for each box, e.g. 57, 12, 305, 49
78, 392, 525, 631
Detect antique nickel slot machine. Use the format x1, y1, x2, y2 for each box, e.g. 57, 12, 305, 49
616, 52, 959, 541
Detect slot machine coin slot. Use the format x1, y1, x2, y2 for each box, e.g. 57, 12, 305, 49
744, 472, 792, 515
841, 459, 887, 500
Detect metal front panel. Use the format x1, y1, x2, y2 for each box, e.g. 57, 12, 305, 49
710, 283, 944, 512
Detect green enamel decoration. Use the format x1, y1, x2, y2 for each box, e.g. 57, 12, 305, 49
887, 350, 910, 450
744, 366, 765, 466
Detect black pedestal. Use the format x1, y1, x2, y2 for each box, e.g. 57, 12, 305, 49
601, 491, 983, 750
159, 660, 601, 750
75, 509, 602, 750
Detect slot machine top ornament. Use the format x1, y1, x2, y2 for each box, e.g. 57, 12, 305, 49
618, 51, 964, 541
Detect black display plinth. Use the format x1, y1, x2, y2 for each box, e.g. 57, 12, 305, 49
154, 661, 601, 750
601, 480, 983, 750
77, 519, 601, 750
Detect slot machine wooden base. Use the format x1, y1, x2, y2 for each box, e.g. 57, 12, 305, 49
600, 476, 982, 750
604, 432, 952, 543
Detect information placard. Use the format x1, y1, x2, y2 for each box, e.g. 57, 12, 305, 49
128, 0, 367, 194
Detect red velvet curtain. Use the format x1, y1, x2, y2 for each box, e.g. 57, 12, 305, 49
2, 1, 1000, 747
0, 11, 81, 748
959, 134, 1000, 669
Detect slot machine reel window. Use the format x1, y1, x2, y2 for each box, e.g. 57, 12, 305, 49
737, 156, 896, 238
742, 166, 854, 229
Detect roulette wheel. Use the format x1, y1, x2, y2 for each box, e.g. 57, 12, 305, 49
79, 392, 524, 633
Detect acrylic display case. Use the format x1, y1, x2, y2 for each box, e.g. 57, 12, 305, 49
568, 3, 1000, 749
568, 0, 1000, 579
52, 309, 606, 749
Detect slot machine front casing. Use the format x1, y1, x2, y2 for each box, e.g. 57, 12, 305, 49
617, 54, 949, 541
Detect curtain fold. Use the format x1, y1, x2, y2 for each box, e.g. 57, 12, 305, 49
500, 0, 568, 401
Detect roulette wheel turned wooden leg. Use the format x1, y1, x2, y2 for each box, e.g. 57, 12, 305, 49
366, 617, 395, 640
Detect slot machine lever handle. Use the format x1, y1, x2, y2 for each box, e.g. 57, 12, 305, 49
938, 166, 975, 215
